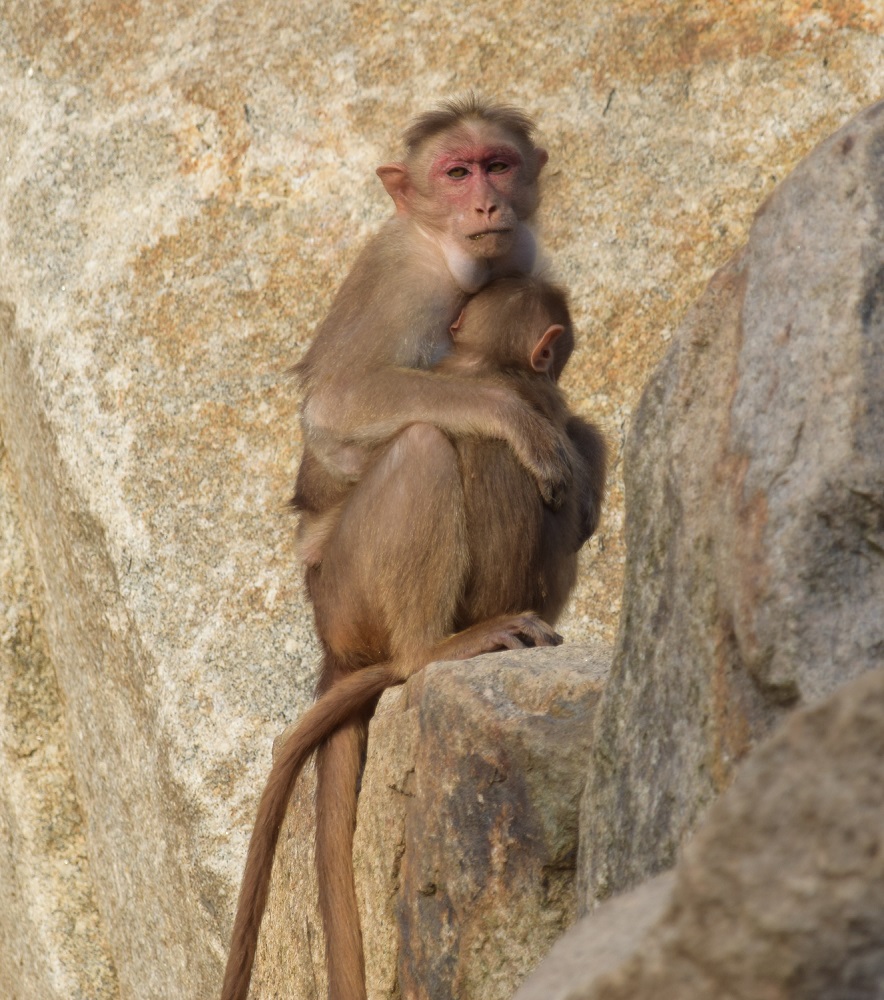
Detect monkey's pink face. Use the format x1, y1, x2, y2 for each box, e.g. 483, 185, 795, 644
423, 135, 539, 259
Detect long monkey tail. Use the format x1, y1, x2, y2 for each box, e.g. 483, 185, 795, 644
220, 661, 402, 1000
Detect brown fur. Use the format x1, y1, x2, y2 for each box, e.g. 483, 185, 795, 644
220, 276, 606, 1000
292, 94, 569, 549
401, 92, 541, 158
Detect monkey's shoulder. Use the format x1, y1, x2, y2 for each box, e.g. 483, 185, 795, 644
300, 218, 460, 376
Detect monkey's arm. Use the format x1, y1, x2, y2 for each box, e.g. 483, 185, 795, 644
304, 367, 572, 506
566, 415, 607, 547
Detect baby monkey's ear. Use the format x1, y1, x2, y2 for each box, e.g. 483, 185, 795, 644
449, 308, 466, 338
530, 324, 564, 373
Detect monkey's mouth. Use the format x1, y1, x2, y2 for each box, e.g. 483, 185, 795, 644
467, 228, 513, 241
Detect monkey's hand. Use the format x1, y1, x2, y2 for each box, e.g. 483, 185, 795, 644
495, 391, 573, 509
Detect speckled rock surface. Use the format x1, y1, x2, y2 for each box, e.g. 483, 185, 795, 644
0, 438, 118, 999
579, 98, 884, 908
254, 643, 610, 1000
517, 668, 884, 1000
0, 2, 882, 996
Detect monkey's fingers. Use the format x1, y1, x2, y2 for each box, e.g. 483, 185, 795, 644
509, 614, 564, 648
475, 613, 563, 651
491, 632, 528, 650
527, 424, 573, 510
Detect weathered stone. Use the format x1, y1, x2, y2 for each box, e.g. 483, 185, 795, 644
580, 99, 884, 907
0, 437, 118, 999
253, 643, 610, 1000
512, 873, 676, 1000
518, 668, 884, 1000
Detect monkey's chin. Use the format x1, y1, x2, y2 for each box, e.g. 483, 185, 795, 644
464, 230, 516, 259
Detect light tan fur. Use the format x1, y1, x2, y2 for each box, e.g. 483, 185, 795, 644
220, 275, 606, 1000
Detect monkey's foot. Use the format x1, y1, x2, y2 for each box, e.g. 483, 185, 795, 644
439, 613, 562, 661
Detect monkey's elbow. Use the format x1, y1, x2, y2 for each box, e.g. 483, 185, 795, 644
302, 386, 353, 441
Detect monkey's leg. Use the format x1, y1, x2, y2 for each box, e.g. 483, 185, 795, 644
311, 424, 469, 1000
316, 427, 569, 679
318, 423, 471, 659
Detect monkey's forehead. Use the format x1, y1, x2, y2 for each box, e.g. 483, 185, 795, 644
411, 122, 532, 163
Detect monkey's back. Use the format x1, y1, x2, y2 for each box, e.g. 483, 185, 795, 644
456, 436, 578, 629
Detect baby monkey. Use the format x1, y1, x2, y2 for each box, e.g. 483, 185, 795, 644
221, 276, 606, 1000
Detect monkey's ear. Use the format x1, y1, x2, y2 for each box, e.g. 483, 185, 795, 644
530, 324, 564, 373
535, 148, 549, 173
376, 163, 412, 213
449, 309, 465, 337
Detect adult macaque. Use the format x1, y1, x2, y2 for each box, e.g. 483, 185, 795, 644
292, 93, 570, 554
221, 276, 607, 1000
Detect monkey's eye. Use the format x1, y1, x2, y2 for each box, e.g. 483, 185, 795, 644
446, 166, 470, 179
487, 161, 511, 174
